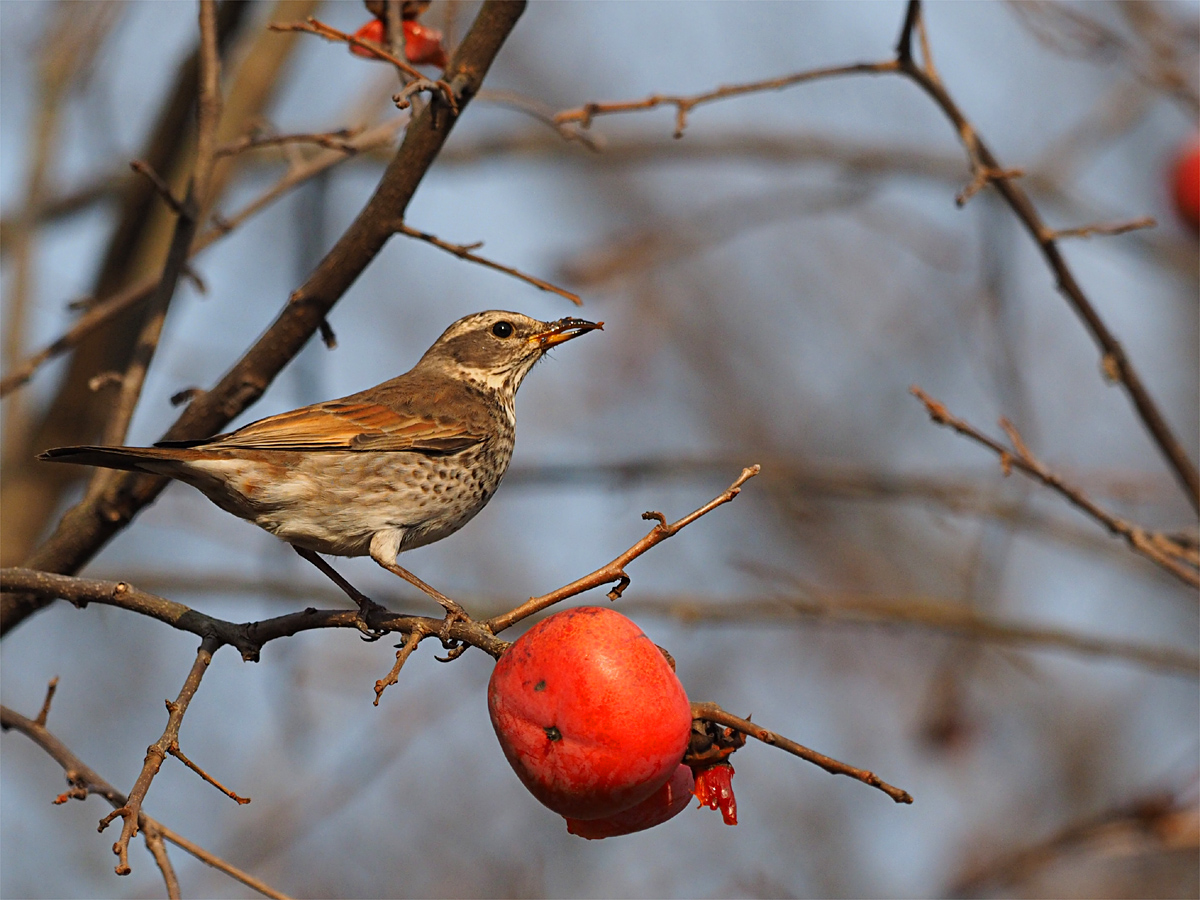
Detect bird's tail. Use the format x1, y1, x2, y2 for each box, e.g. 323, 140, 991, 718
37, 445, 187, 474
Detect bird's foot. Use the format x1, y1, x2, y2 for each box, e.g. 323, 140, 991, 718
353, 596, 391, 642
294, 546, 390, 639
434, 602, 470, 646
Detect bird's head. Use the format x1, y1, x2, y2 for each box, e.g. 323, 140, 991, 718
416, 310, 603, 396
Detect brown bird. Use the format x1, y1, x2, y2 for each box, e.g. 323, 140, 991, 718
40, 310, 602, 624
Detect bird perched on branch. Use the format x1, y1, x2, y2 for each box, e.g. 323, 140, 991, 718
40, 310, 602, 625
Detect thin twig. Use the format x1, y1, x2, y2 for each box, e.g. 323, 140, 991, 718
168, 741, 251, 804
0, 704, 291, 900
269, 16, 422, 80
476, 89, 601, 150
487, 465, 761, 633
691, 701, 914, 804
911, 386, 1199, 588
395, 223, 583, 305
142, 826, 181, 900
555, 62, 900, 138
214, 128, 362, 158
1045, 215, 1157, 240
129, 160, 184, 214
92, 0, 223, 463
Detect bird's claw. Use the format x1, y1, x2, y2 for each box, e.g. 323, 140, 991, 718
354, 597, 390, 642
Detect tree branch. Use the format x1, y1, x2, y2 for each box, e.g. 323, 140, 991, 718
0, 703, 289, 899
911, 386, 1199, 588
691, 701, 914, 804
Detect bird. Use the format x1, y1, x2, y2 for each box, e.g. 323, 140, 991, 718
40, 310, 602, 625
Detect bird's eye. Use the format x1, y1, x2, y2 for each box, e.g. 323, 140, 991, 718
492, 321, 514, 338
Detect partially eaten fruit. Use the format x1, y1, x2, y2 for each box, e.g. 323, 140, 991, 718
487, 606, 693, 821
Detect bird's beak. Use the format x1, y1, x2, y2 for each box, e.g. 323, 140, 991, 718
529, 317, 604, 348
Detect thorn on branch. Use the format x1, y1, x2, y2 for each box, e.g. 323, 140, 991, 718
36, 677, 59, 727
318, 318, 338, 349
895, 0, 922, 63
88, 371, 123, 392
170, 387, 204, 407
181, 264, 207, 295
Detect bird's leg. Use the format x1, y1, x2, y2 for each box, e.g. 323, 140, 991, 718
293, 546, 388, 639
372, 558, 469, 635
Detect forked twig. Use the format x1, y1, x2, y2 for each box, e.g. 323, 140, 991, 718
0, 704, 289, 899
911, 386, 1199, 588
487, 465, 761, 633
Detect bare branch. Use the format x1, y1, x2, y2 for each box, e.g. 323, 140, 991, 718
554, 62, 900, 138
101, 638, 219, 876
691, 701, 914, 804
269, 16, 419, 79
911, 387, 1199, 588
486, 465, 761, 633
214, 128, 362, 158
1045, 215, 1157, 240
395, 222, 583, 305
168, 742, 251, 805
0, 704, 291, 900
373, 627, 426, 706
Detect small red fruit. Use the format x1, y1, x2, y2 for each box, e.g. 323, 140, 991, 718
565, 763, 694, 839
1173, 139, 1200, 232
402, 20, 447, 68
488, 606, 693, 820
348, 18, 447, 68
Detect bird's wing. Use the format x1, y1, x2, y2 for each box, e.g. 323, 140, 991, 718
206, 402, 485, 454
